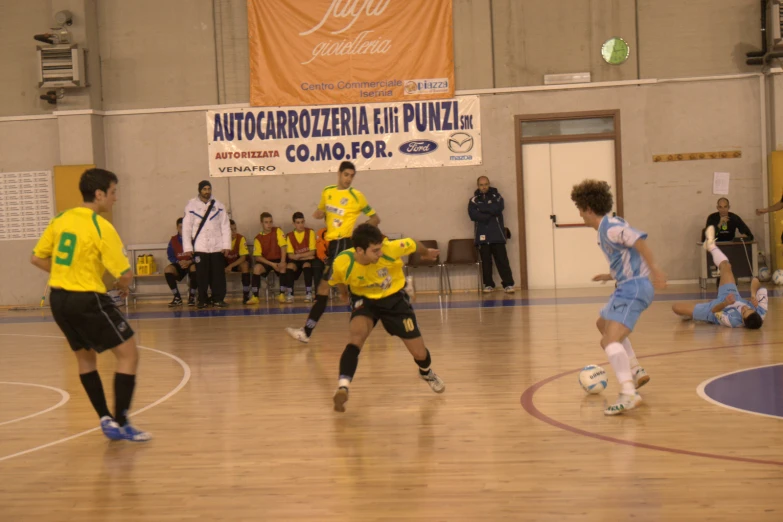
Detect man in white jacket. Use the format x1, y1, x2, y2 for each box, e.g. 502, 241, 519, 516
182, 180, 231, 308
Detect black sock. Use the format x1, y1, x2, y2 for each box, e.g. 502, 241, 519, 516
303, 266, 313, 288
164, 273, 180, 297
241, 273, 250, 297
189, 274, 198, 295
114, 373, 136, 427
252, 274, 261, 295
286, 269, 296, 293
79, 370, 112, 419
304, 294, 329, 337
339, 343, 362, 381
415, 348, 432, 376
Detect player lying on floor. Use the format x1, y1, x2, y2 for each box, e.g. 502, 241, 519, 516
672, 226, 766, 328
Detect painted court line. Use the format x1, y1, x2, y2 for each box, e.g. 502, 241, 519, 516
0, 334, 191, 464
520, 342, 783, 467
0, 382, 70, 427
696, 363, 783, 421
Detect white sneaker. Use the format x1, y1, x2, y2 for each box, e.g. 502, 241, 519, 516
304, 292, 313, 303
604, 391, 642, 416
483, 286, 494, 293
503, 286, 515, 293
419, 370, 446, 393
633, 367, 650, 389
333, 386, 349, 412
703, 225, 716, 251
285, 327, 310, 343
285, 294, 294, 303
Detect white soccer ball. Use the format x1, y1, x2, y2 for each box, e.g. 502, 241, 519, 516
759, 267, 771, 282
579, 365, 608, 394
773, 269, 783, 285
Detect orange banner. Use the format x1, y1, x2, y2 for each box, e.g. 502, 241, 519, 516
248, 0, 454, 107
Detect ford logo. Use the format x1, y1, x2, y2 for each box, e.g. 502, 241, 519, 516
399, 140, 438, 155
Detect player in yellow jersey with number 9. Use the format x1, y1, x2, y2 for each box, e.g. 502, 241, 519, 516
30, 168, 150, 442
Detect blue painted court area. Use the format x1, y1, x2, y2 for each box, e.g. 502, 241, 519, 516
703, 364, 783, 419
0, 290, 746, 325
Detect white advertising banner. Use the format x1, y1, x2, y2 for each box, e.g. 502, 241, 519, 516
207, 95, 481, 176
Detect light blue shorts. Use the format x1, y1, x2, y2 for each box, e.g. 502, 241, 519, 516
692, 283, 740, 324
600, 278, 654, 331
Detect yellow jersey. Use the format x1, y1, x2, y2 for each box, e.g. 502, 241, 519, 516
286, 229, 317, 254
329, 238, 417, 299
318, 186, 375, 241
253, 228, 287, 257
232, 235, 249, 256
32, 207, 130, 293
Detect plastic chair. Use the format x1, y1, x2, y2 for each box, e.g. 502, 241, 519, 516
442, 239, 481, 294
404, 240, 444, 294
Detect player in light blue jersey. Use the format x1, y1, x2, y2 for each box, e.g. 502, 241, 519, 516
571, 180, 667, 416
672, 225, 766, 329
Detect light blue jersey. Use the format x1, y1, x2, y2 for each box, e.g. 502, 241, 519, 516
597, 215, 654, 331
598, 215, 650, 284
692, 285, 768, 328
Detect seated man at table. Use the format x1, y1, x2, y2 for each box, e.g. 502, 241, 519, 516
674, 226, 766, 328
701, 197, 753, 242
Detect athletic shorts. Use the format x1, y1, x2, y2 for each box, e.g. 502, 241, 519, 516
168, 263, 194, 281
323, 238, 353, 281
692, 283, 741, 324
600, 278, 654, 331
350, 290, 421, 339
50, 289, 134, 353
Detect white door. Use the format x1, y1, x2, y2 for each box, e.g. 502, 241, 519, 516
523, 140, 616, 289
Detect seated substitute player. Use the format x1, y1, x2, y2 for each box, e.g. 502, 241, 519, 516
329, 223, 445, 413
571, 179, 667, 416
224, 219, 251, 304
250, 212, 289, 304
285, 212, 317, 303
672, 225, 766, 328
30, 167, 150, 441
164, 217, 198, 307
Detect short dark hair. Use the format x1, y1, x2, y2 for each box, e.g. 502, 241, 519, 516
176, 217, 183, 226
230, 219, 236, 226
571, 180, 613, 216
80, 168, 118, 202
744, 312, 763, 329
260, 212, 272, 221
339, 161, 355, 173
292, 212, 304, 221
352, 223, 384, 250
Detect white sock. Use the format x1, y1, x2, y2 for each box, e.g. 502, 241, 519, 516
338, 378, 351, 388
709, 245, 728, 266
605, 342, 635, 394
622, 338, 639, 370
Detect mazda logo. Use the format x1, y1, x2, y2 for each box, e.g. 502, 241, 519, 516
448, 132, 474, 153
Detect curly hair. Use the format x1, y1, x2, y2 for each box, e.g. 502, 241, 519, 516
570, 180, 613, 216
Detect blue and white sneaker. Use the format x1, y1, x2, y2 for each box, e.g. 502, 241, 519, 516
118, 423, 152, 442
100, 416, 123, 440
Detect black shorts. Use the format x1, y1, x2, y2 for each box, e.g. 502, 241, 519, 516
350, 290, 421, 339
169, 263, 193, 281
230, 265, 247, 273
50, 289, 135, 353
323, 238, 353, 281
288, 259, 314, 272
258, 259, 283, 276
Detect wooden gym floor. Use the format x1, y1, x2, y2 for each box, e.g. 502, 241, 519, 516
0, 285, 781, 521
